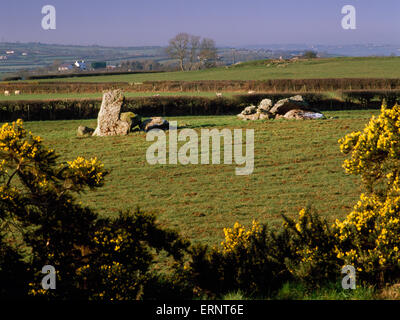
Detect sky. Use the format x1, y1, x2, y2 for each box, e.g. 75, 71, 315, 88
0, 0, 399, 47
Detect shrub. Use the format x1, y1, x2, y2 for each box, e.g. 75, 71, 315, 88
335, 102, 400, 285
282, 208, 341, 288
188, 101, 400, 296
188, 221, 294, 298
76, 209, 191, 300
0, 119, 191, 300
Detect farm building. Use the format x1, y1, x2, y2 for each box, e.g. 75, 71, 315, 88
58, 63, 73, 71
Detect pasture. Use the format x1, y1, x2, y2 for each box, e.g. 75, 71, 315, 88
30, 57, 400, 83
20, 110, 377, 245
0, 91, 238, 101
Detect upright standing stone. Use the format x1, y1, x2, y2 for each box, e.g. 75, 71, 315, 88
92, 90, 130, 136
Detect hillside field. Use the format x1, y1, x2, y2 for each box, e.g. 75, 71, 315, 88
29, 57, 400, 83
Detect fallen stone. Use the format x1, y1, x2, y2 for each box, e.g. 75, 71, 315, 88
77, 126, 94, 137
237, 105, 260, 120
283, 109, 325, 120
120, 112, 142, 131
242, 105, 258, 115
259, 113, 271, 120
142, 117, 169, 132
269, 95, 315, 115
258, 99, 273, 113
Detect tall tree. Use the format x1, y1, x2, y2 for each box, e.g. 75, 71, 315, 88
199, 38, 217, 68
166, 33, 190, 71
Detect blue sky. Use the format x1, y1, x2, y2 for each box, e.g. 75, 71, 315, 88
1, 0, 399, 46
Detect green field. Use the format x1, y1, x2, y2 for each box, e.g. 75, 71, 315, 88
18, 110, 376, 245
32, 57, 400, 83
0, 91, 238, 101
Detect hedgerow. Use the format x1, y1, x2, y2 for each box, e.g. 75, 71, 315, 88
0, 91, 393, 122
3, 78, 400, 93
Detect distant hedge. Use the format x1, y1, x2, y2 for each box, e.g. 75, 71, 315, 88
341, 90, 400, 107
2, 78, 400, 94
2, 76, 23, 81
0, 91, 390, 122
24, 70, 165, 80
0, 96, 241, 122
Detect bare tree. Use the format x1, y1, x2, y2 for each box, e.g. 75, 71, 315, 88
166, 33, 190, 71
189, 35, 201, 70
166, 33, 217, 71
199, 38, 217, 68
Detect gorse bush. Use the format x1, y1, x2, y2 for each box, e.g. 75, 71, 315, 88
334, 102, 400, 284
281, 208, 341, 288
188, 221, 294, 298
0, 119, 191, 300
76, 210, 190, 300
189, 101, 400, 297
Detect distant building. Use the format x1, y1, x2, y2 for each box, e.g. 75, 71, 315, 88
0, 56, 7, 60
5, 50, 14, 54
74, 60, 87, 70
21, 52, 28, 56
58, 63, 73, 71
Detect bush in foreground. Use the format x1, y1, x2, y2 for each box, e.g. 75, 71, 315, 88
0, 119, 190, 299
188, 102, 400, 297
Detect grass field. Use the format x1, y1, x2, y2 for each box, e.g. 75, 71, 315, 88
18, 110, 377, 246
0, 91, 239, 101
32, 57, 400, 83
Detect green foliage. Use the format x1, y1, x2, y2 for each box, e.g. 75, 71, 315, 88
187, 222, 294, 298
302, 51, 318, 59
281, 208, 341, 287
76, 209, 190, 300
0, 233, 29, 299
91, 62, 107, 70
0, 120, 191, 300
275, 281, 376, 300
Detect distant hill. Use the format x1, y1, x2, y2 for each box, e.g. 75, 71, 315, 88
0, 42, 168, 75
1, 42, 399, 80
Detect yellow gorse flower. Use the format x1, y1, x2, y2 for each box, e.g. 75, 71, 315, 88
221, 220, 261, 253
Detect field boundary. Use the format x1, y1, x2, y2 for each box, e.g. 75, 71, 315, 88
2, 78, 400, 94
0, 91, 391, 122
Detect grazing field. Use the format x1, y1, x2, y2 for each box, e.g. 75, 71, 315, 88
32, 57, 400, 83
19, 110, 378, 245
0, 91, 238, 101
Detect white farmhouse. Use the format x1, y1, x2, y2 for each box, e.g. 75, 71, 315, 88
74, 60, 87, 70
58, 63, 73, 72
